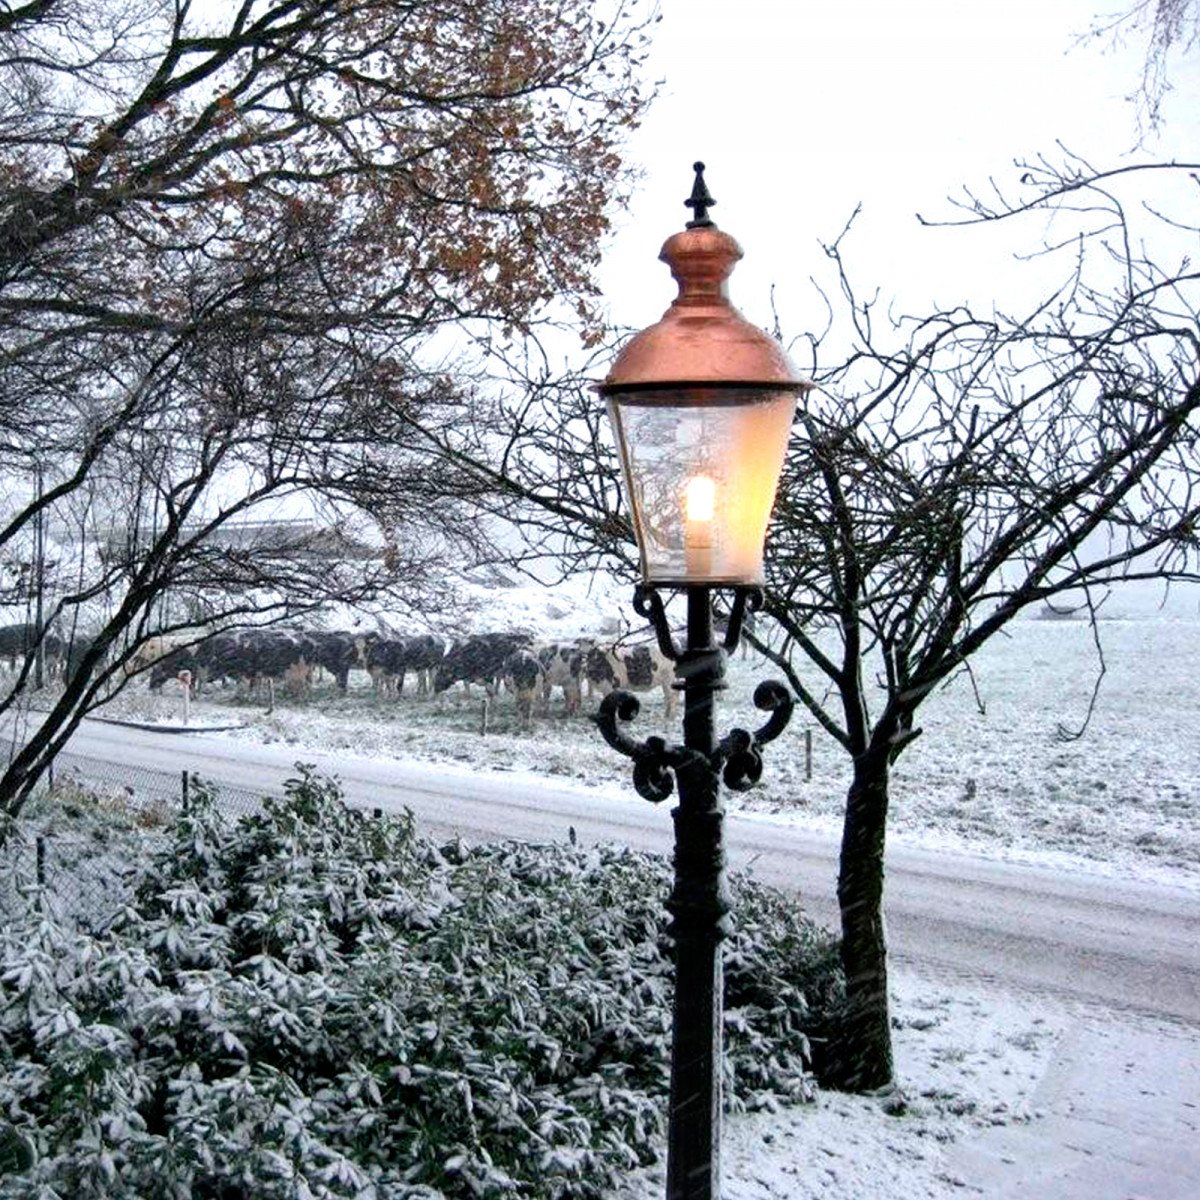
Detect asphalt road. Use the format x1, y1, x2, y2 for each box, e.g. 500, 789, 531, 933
47, 715, 1200, 1027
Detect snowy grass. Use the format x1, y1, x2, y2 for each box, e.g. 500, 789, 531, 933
880, 617, 1200, 874
101, 614, 1200, 883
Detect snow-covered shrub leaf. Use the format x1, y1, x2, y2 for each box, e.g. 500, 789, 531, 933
0, 767, 837, 1199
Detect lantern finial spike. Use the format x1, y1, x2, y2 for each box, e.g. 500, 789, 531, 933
684, 161, 715, 229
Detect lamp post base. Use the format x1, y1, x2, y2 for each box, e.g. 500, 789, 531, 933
591, 583, 795, 1200
665, 585, 727, 1200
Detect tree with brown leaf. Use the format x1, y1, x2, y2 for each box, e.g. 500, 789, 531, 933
0, 0, 655, 826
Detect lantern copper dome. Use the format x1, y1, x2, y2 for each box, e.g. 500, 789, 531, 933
599, 164, 811, 587
599, 163, 809, 396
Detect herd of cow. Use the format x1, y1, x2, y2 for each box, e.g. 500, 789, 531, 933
130, 626, 678, 721
0, 621, 75, 675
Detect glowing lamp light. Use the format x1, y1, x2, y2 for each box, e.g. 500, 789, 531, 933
684, 473, 716, 524
598, 164, 812, 586
683, 472, 716, 577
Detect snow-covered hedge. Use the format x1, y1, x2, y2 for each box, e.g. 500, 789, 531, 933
0, 768, 838, 1199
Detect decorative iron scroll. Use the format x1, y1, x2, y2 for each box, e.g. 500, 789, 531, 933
594, 691, 697, 802
632, 583, 765, 661
594, 678, 794, 803
720, 586, 764, 654
717, 679, 794, 792
632, 584, 680, 662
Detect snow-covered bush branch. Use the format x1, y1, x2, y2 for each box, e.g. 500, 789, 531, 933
0, 768, 838, 1199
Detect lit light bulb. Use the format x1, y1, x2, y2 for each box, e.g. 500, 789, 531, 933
684, 474, 716, 524
683, 473, 715, 578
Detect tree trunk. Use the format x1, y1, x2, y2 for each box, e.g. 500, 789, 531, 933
827, 747, 894, 1091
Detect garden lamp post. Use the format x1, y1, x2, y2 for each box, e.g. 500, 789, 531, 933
594, 163, 811, 1200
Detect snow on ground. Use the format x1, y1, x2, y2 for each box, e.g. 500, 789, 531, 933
673, 973, 1200, 1200
616, 971, 1073, 1200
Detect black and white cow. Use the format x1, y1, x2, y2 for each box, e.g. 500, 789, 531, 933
193, 632, 247, 691
363, 636, 409, 697
435, 632, 531, 698
361, 633, 448, 698
406, 634, 447, 697
146, 631, 246, 694
502, 648, 544, 725
306, 630, 361, 693
148, 629, 313, 702
585, 642, 677, 718
241, 630, 315, 700
534, 641, 586, 714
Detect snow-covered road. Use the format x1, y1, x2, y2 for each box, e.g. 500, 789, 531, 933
53, 715, 1200, 1025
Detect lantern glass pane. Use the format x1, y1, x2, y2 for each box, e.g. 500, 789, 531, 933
607, 388, 796, 585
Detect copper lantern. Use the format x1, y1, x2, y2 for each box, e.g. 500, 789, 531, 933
598, 164, 811, 586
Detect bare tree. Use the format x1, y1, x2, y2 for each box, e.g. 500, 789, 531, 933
0, 0, 655, 826
1084, 0, 1199, 128
463, 156, 1200, 1090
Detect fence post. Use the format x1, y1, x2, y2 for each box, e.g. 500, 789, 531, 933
479, 697, 489, 736
35, 836, 46, 913
47, 758, 54, 791
181, 770, 190, 816
805, 728, 813, 782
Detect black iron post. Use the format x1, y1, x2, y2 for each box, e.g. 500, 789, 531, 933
666, 585, 727, 1200
594, 584, 793, 1200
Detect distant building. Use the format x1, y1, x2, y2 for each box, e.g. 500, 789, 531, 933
204, 520, 377, 562
98, 519, 377, 566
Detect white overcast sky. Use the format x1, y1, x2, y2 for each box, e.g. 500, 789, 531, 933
597, 0, 1200, 337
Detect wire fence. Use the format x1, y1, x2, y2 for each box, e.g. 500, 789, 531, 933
0, 751, 285, 933
47, 749, 272, 819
